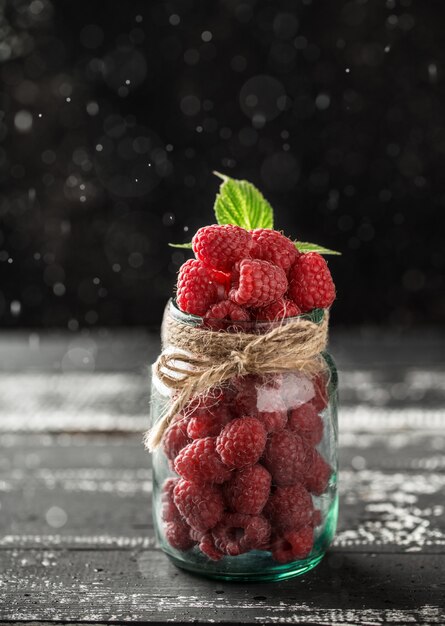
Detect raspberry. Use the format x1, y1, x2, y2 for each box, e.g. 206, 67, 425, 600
216, 417, 267, 469
263, 430, 310, 485
165, 518, 196, 551
173, 479, 224, 532
312, 372, 329, 412
271, 526, 314, 564
264, 483, 314, 532
232, 378, 287, 433
187, 404, 233, 439
251, 229, 299, 273
161, 477, 181, 523
174, 437, 231, 484
204, 300, 250, 330
223, 464, 271, 515
288, 402, 323, 446
305, 450, 332, 495
229, 259, 287, 308
198, 532, 224, 561
162, 416, 191, 461
192, 224, 253, 272
212, 513, 271, 556
176, 259, 228, 316
288, 252, 336, 312
256, 297, 301, 321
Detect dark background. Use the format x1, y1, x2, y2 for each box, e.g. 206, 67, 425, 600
1, 0, 444, 330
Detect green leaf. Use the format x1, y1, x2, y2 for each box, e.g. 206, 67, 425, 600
168, 242, 193, 249
295, 241, 341, 256
213, 172, 274, 230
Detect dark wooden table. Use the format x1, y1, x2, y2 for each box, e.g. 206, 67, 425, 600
1, 329, 444, 625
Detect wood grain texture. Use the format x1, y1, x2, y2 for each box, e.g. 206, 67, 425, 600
0, 550, 444, 624
0, 332, 444, 625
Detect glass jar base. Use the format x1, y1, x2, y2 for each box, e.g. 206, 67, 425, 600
166, 551, 326, 582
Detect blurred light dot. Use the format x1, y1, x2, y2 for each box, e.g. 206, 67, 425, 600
85, 310, 98, 324
129, 252, 144, 268
184, 48, 200, 65
80, 184, 85, 190
66, 97, 71, 102
166, 144, 173, 152
30, 0, 44, 15
239, 75, 286, 122
345, 67, 350, 73
80, 195, 86, 202
315, 93, 330, 110
196, 125, 203, 133
163, 212, 175, 226
86, 101, 99, 116
38, 113, 42, 118
80, 24, 104, 49
11, 301, 21, 316
135, 14, 143, 23
112, 263, 121, 272
125, 79, 131, 85
46, 506, 67, 529
68, 319, 79, 331
14, 110, 33, 133
41, 150, 56, 164
169, 14, 180, 25
231, 55, 247, 72
184, 226, 189, 232
294, 36, 307, 49
180, 95, 201, 116
428, 63, 438, 83
53, 283, 66, 296
385, 45, 391, 52
201, 30, 212, 42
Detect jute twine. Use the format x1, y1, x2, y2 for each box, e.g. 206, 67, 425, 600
144, 306, 329, 451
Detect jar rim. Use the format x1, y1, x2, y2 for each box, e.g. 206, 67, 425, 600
167, 298, 326, 328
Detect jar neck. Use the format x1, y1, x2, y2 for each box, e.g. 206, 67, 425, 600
166, 299, 326, 333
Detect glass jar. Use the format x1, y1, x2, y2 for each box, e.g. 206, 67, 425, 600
150, 300, 338, 582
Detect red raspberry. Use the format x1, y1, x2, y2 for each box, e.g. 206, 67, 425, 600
305, 450, 332, 495
165, 518, 196, 551
174, 437, 231, 484
173, 479, 224, 532
176, 259, 228, 316
216, 417, 267, 469
229, 259, 287, 308
161, 478, 181, 523
264, 483, 314, 531
288, 252, 336, 312
187, 404, 233, 439
233, 376, 287, 433
263, 430, 310, 485
212, 513, 271, 556
162, 416, 191, 462
198, 532, 224, 561
251, 229, 299, 273
192, 224, 253, 272
312, 372, 329, 412
288, 402, 323, 446
223, 464, 271, 515
256, 297, 301, 321
204, 300, 250, 331
271, 526, 314, 564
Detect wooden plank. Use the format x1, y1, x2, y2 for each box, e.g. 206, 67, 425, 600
0, 434, 444, 553
0, 550, 443, 624
0, 371, 444, 433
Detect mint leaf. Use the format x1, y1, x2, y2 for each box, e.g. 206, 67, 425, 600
295, 241, 341, 256
213, 172, 274, 230
168, 242, 193, 249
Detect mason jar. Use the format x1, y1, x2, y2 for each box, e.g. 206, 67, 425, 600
150, 300, 338, 582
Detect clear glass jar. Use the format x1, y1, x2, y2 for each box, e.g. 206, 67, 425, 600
150, 300, 338, 582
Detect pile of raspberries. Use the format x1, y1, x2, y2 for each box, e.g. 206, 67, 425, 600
175, 225, 336, 320
161, 372, 332, 564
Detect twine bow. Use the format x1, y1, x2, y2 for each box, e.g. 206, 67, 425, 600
144, 306, 329, 450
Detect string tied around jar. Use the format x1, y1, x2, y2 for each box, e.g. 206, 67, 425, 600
144, 305, 330, 451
